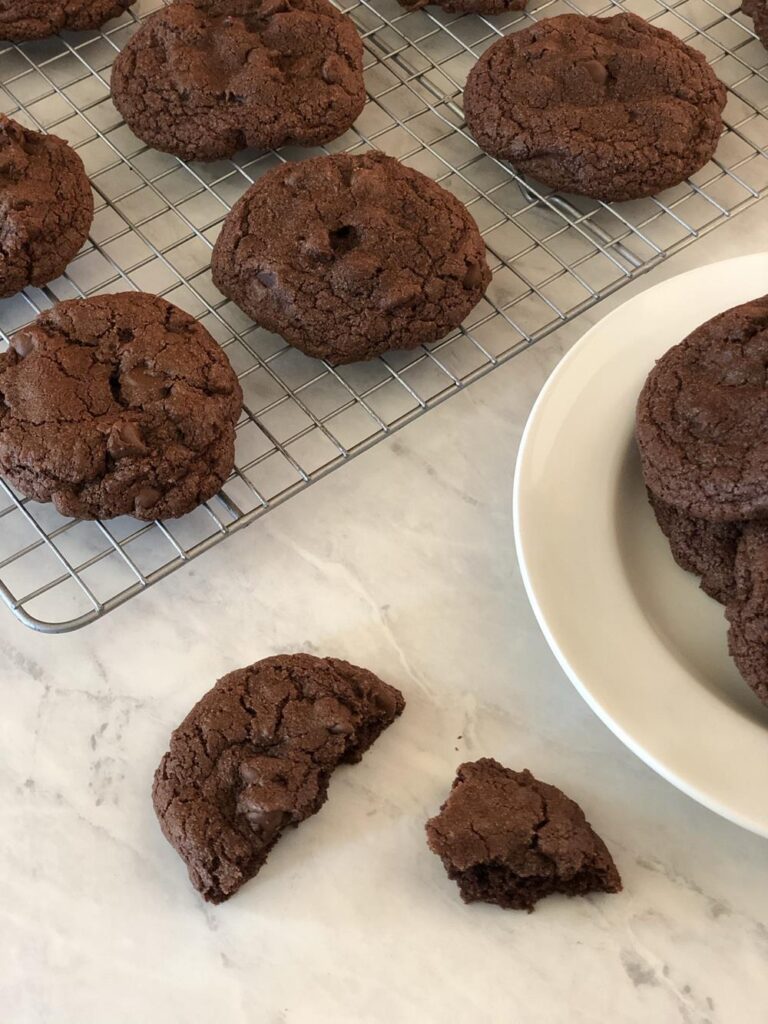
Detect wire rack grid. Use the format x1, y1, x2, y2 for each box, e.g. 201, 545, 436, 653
0, 0, 767, 632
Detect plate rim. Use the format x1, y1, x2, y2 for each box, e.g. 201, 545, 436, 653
513, 252, 768, 839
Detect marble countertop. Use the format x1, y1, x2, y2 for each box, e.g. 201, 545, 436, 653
2, 213, 767, 1024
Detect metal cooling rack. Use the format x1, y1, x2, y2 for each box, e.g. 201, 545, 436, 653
1, 0, 767, 632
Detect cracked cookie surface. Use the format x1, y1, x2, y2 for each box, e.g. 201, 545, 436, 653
647, 491, 741, 604
425, 759, 621, 911
463, 12, 726, 202
152, 653, 405, 903
211, 151, 491, 364
0, 115, 93, 299
111, 0, 366, 162
0, 0, 134, 39
0, 292, 242, 520
726, 523, 768, 707
636, 295, 768, 522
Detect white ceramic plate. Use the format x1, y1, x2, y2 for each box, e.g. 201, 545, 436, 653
514, 253, 768, 837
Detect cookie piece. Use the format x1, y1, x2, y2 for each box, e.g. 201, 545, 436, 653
463, 13, 726, 202
397, 0, 525, 14
111, 0, 366, 162
647, 490, 741, 604
0, 0, 135, 40
153, 653, 405, 903
0, 115, 93, 299
744, 0, 768, 52
0, 293, 242, 520
636, 295, 768, 522
211, 152, 490, 364
726, 524, 768, 707
425, 759, 621, 911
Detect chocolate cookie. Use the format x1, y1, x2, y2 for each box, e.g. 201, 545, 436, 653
636, 295, 768, 522
726, 523, 768, 707
153, 653, 405, 903
0, 293, 242, 521
647, 490, 741, 604
426, 759, 621, 912
211, 152, 490, 364
0, 115, 93, 299
397, 0, 525, 14
111, 0, 366, 162
744, 0, 768, 52
0, 0, 135, 40
463, 13, 726, 202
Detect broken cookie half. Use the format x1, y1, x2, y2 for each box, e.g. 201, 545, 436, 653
153, 653, 404, 903
426, 759, 621, 912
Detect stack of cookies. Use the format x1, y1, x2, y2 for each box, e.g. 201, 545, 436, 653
636, 296, 768, 708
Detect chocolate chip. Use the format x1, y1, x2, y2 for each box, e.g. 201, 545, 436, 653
583, 59, 609, 86
135, 485, 161, 512
257, 270, 277, 289
463, 262, 485, 290
10, 332, 35, 358
120, 366, 170, 403
321, 55, 346, 85
107, 419, 146, 460
377, 276, 421, 313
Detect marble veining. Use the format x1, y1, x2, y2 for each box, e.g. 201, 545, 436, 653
1, 217, 767, 1023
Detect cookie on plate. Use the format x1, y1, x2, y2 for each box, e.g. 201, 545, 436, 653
426, 759, 621, 911
153, 653, 405, 903
647, 490, 741, 604
0, 293, 242, 520
111, 0, 366, 162
0, 0, 135, 40
211, 151, 490, 364
463, 12, 726, 202
636, 295, 768, 522
726, 523, 768, 707
743, 0, 768, 52
397, 0, 525, 15
0, 115, 93, 299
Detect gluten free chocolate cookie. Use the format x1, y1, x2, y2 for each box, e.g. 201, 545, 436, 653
211, 151, 490, 364
636, 295, 768, 522
463, 12, 726, 202
0, 293, 242, 520
111, 0, 366, 162
0, 115, 93, 299
647, 491, 741, 605
0, 0, 135, 40
426, 759, 621, 911
153, 653, 405, 903
744, 0, 768, 52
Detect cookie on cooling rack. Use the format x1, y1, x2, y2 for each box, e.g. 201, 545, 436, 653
646, 491, 742, 605
0, 293, 242, 521
0, 115, 93, 299
397, 0, 525, 15
743, 0, 768, 52
153, 653, 405, 903
425, 759, 622, 912
111, 0, 366, 162
636, 294, 768, 523
0, 0, 135, 40
211, 151, 490, 364
463, 12, 726, 202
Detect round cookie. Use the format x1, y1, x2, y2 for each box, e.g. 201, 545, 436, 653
211, 152, 491, 364
636, 295, 768, 523
111, 0, 366, 162
463, 12, 726, 202
744, 0, 768, 53
397, 0, 525, 14
647, 490, 741, 604
0, 0, 135, 41
0, 115, 93, 299
726, 523, 768, 707
0, 293, 243, 521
